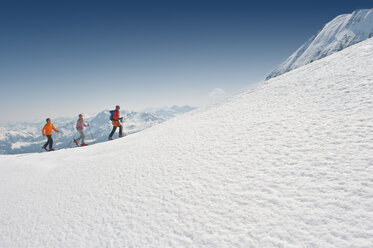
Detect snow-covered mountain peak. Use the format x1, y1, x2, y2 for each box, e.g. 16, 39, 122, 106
266, 8, 373, 80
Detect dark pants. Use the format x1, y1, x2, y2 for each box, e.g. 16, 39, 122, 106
109, 125, 123, 138
44, 135, 53, 150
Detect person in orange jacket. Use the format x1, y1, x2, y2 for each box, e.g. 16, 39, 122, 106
42, 118, 59, 151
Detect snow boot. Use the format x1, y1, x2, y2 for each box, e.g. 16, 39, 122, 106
49, 148, 55, 151
73, 139, 79, 146
81, 143, 88, 146
108, 137, 113, 140
42, 146, 48, 151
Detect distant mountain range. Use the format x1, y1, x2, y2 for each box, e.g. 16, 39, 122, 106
266, 8, 373, 80
0, 106, 195, 154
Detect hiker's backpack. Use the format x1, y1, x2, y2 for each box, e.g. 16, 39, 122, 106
109, 110, 115, 121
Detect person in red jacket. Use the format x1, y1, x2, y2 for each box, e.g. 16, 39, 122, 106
42, 118, 59, 151
108, 105, 124, 140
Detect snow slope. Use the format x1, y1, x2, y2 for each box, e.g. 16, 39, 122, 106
266, 8, 373, 80
1, 38, 373, 247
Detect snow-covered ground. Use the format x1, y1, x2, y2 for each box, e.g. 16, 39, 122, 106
1, 38, 373, 247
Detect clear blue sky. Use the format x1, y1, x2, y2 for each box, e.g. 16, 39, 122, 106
0, 0, 371, 124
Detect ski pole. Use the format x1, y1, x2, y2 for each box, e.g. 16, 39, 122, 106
88, 125, 95, 144
67, 136, 75, 148
66, 121, 77, 148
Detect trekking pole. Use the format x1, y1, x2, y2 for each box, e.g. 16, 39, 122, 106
88, 125, 95, 144
66, 121, 77, 148
67, 136, 76, 148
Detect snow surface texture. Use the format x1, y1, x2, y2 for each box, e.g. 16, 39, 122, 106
0, 106, 194, 155
1, 38, 373, 247
266, 8, 373, 80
